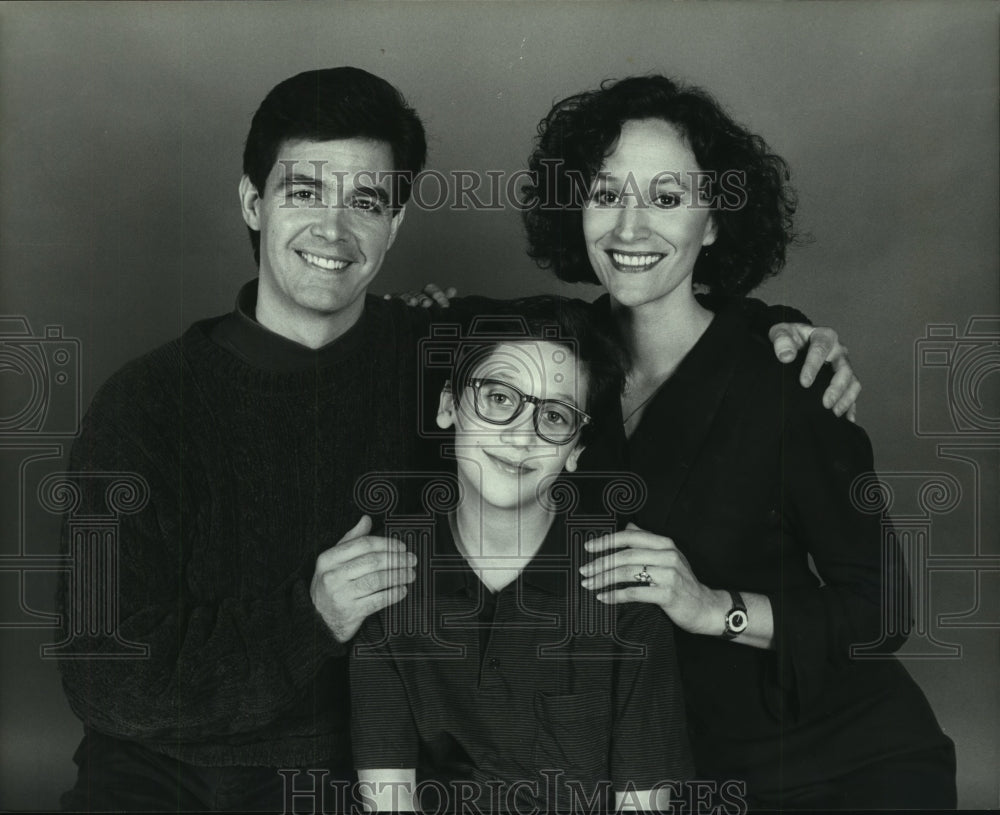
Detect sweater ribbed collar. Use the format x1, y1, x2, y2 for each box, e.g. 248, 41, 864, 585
208, 279, 371, 373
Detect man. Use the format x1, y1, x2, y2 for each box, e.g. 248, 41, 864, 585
58, 67, 432, 813
57, 67, 855, 812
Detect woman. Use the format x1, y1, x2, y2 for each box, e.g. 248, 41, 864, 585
521, 75, 956, 810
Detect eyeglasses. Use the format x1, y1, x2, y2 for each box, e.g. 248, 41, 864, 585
461, 377, 591, 445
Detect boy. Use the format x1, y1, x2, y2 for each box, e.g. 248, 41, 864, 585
351, 298, 692, 813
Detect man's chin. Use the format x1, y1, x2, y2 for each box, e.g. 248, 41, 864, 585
297, 287, 368, 317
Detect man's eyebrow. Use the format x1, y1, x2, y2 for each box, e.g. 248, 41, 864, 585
354, 184, 391, 205
282, 174, 391, 205
284, 173, 322, 186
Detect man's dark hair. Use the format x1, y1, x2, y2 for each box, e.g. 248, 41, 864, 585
450, 296, 627, 445
242, 67, 427, 263
522, 74, 798, 296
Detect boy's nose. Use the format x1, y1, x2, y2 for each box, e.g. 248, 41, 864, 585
498, 406, 538, 447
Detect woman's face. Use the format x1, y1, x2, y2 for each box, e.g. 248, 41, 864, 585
436, 341, 587, 512
582, 118, 717, 310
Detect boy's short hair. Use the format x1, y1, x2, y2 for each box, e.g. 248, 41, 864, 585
242, 67, 427, 263
450, 296, 627, 444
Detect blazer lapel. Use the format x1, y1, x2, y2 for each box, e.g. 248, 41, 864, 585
627, 307, 751, 531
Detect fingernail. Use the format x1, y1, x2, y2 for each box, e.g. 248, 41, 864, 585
581, 578, 592, 588
822, 395, 833, 408
779, 351, 794, 362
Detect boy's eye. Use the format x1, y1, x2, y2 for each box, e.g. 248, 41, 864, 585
289, 188, 318, 201
542, 407, 570, 426
487, 392, 512, 406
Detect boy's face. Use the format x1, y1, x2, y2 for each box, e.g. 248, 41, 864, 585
239, 137, 404, 337
437, 341, 588, 512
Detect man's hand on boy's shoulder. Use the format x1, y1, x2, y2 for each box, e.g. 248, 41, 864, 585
768, 322, 859, 422
310, 515, 417, 643
723, 294, 860, 422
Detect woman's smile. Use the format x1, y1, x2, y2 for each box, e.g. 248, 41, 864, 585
606, 249, 667, 273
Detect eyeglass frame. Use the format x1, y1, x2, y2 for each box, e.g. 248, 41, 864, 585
449, 377, 592, 445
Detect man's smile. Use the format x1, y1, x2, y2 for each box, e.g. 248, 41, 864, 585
297, 250, 352, 271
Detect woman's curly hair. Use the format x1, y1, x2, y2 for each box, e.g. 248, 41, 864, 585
521, 75, 798, 296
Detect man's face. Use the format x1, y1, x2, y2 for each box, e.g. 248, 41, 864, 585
239, 138, 403, 341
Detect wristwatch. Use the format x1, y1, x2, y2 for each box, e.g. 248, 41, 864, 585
722, 590, 748, 640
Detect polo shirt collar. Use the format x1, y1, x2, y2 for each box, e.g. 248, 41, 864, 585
432, 509, 570, 598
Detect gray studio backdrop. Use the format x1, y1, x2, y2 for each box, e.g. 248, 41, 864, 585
1, 1, 997, 809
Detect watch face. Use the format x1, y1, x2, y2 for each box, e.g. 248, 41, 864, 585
727, 609, 748, 634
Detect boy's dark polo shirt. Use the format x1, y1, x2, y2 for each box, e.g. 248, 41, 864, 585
351, 510, 693, 813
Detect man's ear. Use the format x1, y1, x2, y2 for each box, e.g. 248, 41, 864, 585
386, 205, 406, 251
436, 381, 455, 430
239, 175, 262, 231
564, 443, 585, 473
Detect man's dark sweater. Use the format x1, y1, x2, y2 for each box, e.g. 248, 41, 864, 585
58, 287, 436, 768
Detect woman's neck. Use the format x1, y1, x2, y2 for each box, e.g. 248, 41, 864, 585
613, 287, 714, 380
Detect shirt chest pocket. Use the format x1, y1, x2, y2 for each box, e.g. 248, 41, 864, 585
532, 691, 611, 776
